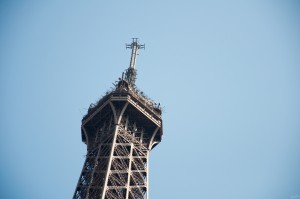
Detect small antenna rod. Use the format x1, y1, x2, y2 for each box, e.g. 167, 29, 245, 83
125, 38, 145, 86
126, 38, 145, 69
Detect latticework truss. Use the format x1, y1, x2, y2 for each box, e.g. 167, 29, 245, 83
73, 88, 162, 199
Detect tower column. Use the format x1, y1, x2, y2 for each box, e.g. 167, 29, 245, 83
125, 142, 134, 199
101, 102, 129, 199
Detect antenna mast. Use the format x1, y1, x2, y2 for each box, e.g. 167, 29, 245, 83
125, 38, 145, 86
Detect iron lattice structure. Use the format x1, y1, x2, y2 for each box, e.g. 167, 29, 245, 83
73, 39, 163, 199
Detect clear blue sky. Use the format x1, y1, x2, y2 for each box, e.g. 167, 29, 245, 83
0, 1, 300, 199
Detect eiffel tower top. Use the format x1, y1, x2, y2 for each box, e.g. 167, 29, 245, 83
124, 38, 145, 86
83, 38, 162, 122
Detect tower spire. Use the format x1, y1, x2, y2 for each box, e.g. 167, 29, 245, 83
124, 38, 145, 86
73, 39, 162, 199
